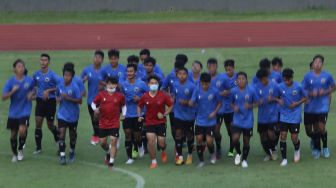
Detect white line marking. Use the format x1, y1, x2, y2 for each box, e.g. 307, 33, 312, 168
0, 152, 145, 188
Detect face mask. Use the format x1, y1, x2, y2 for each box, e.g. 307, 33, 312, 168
149, 84, 159, 91
107, 88, 116, 93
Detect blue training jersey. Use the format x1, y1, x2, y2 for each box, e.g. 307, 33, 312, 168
100, 63, 126, 83
218, 72, 237, 114
2, 76, 34, 118
138, 63, 165, 78
81, 65, 102, 105
33, 69, 59, 99
162, 69, 178, 93
172, 80, 196, 121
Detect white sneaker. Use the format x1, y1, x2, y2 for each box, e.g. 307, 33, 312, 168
263, 155, 271, 162
125, 158, 135, 165
294, 149, 300, 163
17, 150, 24, 161
241, 160, 248, 168
23, 144, 26, 149
280, 159, 288, 167
271, 150, 278, 161
234, 154, 241, 165
11, 155, 18, 162
210, 154, 217, 164
33, 149, 42, 155
197, 162, 205, 168
139, 146, 145, 158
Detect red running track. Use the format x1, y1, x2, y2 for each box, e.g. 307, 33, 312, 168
0, 21, 335, 51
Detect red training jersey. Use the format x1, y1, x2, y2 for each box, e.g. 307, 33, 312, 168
93, 91, 125, 129
138, 91, 173, 126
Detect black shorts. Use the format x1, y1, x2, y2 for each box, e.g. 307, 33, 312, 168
280, 122, 300, 134
217, 113, 234, 125
123, 117, 143, 132
174, 118, 194, 133
145, 124, 166, 137
7, 117, 30, 130
99, 128, 119, 138
232, 126, 253, 137
257, 123, 277, 133
35, 98, 56, 122
58, 119, 78, 128
304, 113, 328, 125
169, 112, 175, 128
195, 125, 215, 136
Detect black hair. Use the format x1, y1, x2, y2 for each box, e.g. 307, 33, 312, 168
271, 57, 283, 67
224, 59, 235, 67
40, 53, 51, 61
144, 57, 156, 66
127, 63, 138, 72
207, 58, 218, 65
256, 68, 270, 80
313, 54, 324, 63
176, 67, 189, 75
259, 58, 271, 69
106, 76, 119, 84
309, 61, 313, 69
282, 68, 294, 79
62, 62, 75, 77
94, 50, 104, 59
174, 60, 185, 69
193, 60, 203, 69
200, 72, 211, 83
140, 49, 150, 56
108, 49, 120, 58
13, 59, 28, 75
237, 71, 248, 80
147, 75, 160, 83
127, 55, 139, 64
175, 54, 188, 65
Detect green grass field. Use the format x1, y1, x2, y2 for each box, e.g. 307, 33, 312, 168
0, 9, 336, 24
0, 47, 336, 188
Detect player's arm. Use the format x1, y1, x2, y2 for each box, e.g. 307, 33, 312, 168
209, 101, 222, 119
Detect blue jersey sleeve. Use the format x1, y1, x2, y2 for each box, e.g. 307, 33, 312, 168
191, 87, 199, 103
2, 78, 13, 94
81, 67, 88, 80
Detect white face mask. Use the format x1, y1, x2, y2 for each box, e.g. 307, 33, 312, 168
106, 88, 116, 93
149, 84, 159, 91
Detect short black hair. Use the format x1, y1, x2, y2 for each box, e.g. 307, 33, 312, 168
63, 62, 75, 77
259, 58, 271, 69
224, 59, 235, 67
313, 54, 324, 63
174, 60, 185, 69
127, 55, 139, 64
271, 57, 283, 67
237, 71, 248, 80
13, 59, 28, 75
140, 49, 150, 56
176, 67, 189, 75
193, 60, 203, 69
175, 54, 188, 65
282, 68, 294, 79
200, 72, 211, 83
106, 76, 119, 84
207, 58, 218, 65
41, 53, 51, 61
147, 75, 160, 83
127, 63, 138, 72
94, 50, 104, 59
144, 57, 156, 66
108, 49, 120, 58
256, 68, 270, 80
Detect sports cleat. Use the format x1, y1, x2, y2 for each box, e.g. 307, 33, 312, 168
241, 160, 248, 168
280, 159, 288, 167
186, 155, 193, 165
105, 153, 111, 165
210, 153, 217, 164
294, 149, 300, 163
68, 151, 75, 163
313, 149, 321, 160
161, 151, 167, 163
125, 159, 135, 165
175, 156, 184, 166
271, 150, 278, 161
90, 136, 99, 145
139, 147, 145, 158
33, 149, 42, 155
11, 155, 18, 162
132, 150, 139, 159
263, 155, 271, 162
108, 162, 114, 169
234, 154, 241, 165
59, 156, 66, 165
150, 163, 158, 169
17, 150, 24, 161
227, 151, 235, 157
322, 148, 330, 158
197, 162, 205, 168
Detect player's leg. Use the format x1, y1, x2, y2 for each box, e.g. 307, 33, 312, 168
214, 114, 223, 159
133, 121, 143, 158
108, 135, 118, 168
185, 121, 195, 165
290, 125, 300, 163
268, 125, 277, 160
319, 114, 329, 158
241, 129, 252, 168
147, 131, 158, 168
123, 118, 133, 163
8, 119, 19, 162
34, 98, 44, 154
58, 121, 67, 165
206, 127, 216, 164
17, 120, 28, 161
157, 125, 167, 164
258, 124, 271, 161
279, 123, 288, 166
304, 113, 314, 150
46, 99, 59, 143
174, 120, 184, 165
224, 113, 235, 157
232, 127, 242, 166
88, 104, 99, 145
312, 119, 321, 159
195, 128, 205, 167
100, 135, 110, 164
68, 123, 78, 163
